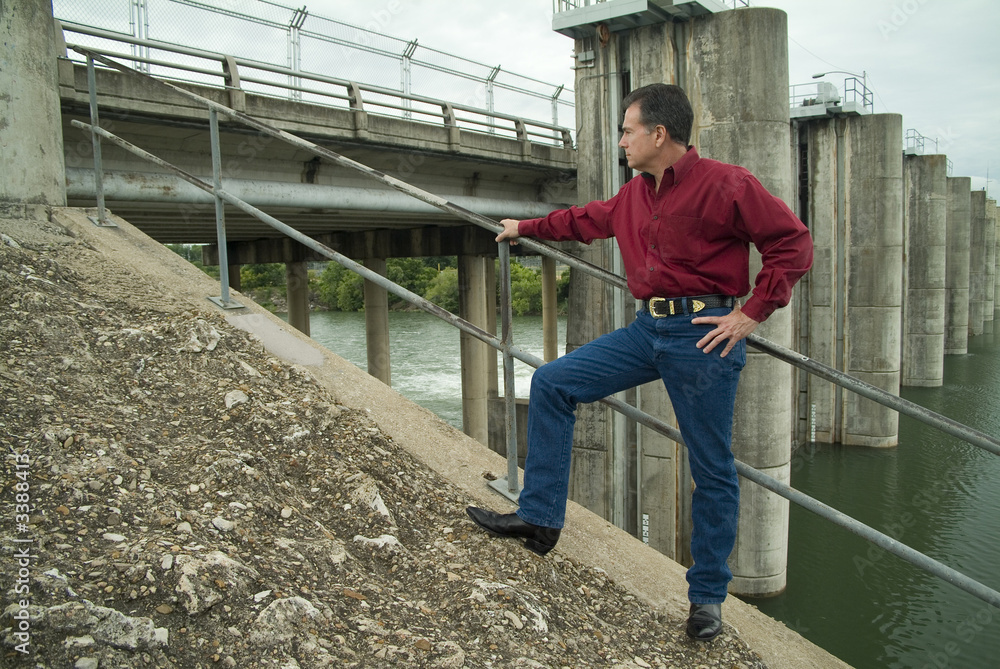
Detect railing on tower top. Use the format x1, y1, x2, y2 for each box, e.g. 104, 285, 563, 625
553, 0, 749, 11
72, 47, 1000, 612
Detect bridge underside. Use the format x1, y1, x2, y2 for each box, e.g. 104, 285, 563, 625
59, 60, 577, 246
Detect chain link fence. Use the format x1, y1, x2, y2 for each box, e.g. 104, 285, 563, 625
54, 0, 575, 136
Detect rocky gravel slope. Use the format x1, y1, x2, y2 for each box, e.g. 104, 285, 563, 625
0, 211, 767, 668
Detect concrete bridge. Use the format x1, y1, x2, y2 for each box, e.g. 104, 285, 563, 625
54, 23, 578, 243
4, 0, 998, 618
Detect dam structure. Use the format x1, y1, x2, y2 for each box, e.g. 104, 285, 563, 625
4, 1, 999, 666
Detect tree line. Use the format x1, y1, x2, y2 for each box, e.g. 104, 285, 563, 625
166, 245, 569, 316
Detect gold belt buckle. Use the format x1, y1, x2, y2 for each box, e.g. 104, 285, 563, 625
649, 296, 666, 317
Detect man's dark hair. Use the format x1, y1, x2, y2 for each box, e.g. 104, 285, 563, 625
621, 84, 693, 146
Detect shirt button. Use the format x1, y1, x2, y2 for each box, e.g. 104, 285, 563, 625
650, 244, 656, 249
649, 267, 654, 271
653, 215, 658, 220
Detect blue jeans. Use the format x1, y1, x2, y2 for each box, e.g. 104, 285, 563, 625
516, 307, 746, 604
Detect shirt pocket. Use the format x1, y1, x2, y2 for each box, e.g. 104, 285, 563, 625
654, 214, 707, 265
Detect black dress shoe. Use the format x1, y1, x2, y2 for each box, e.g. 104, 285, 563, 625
686, 603, 723, 641
465, 506, 560, 556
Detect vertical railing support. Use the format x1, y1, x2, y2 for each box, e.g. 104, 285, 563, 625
207, 109, 242, 310
86, 56, 114, 228
490, 241, 522, 502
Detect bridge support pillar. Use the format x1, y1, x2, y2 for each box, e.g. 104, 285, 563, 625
901, 154, 948, 387
228, 264, 242, 292
459, 253, 489, 446
486, 258, 499, 399
945, 177, 972, 354
364, 257, 391, 386
285, 261, 310, 336
0, 0, 66, 206
541, 257, 559, 362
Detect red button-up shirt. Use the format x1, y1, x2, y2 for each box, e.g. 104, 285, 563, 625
519, 147, 813, 322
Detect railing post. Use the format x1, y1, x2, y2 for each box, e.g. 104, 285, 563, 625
222, 54, 245, 112
207, 108, 241, 310
490, 241, 522, 501
441, 102, 461, 150
348, 82, 369, 140
85, 55, 113, 227
515, 119, 531, 159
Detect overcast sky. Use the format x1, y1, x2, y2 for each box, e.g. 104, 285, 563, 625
310, 0, 998, 195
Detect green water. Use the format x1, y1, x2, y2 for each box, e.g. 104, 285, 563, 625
749, 334, 1000, 669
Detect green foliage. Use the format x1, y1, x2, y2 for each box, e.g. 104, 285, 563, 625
425, 267, 459, 313
509, 261, 542, 316
387, 258, 438, 307
240, 264, 286, 291
164, 250, 568, 317
316, 262, 363, 311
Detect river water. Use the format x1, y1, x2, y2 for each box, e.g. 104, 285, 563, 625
294, 310, 999, 669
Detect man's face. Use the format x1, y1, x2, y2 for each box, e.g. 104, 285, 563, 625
618, 103, 660, 172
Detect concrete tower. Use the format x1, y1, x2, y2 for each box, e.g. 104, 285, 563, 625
799, 113, 904, 447
901, 154, 948, 387
944, 177, 972, 354
0, 0, 67, 206
556, 3, 797, 597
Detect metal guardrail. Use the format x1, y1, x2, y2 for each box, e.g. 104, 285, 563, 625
789, 77, 874, 114
60, 23, 574, 149
72, 47, 1000, 611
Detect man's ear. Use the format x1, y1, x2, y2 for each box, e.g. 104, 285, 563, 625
655, 125, 671, 147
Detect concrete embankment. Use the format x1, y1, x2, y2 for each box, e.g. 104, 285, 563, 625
3, 205, 850, 669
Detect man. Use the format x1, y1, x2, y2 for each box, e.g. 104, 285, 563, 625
466, 83, 812, 641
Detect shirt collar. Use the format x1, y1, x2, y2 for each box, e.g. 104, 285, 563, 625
641, 145, 700, 192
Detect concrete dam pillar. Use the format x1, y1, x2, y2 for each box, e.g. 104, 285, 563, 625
901, 154, 948, 387
0, 0, 67, 206
802, 113, 904, 447
994, 201, 1000, 326
944, 177, 972, 354
987, 199, 997, 333
572, 6, 794, 596
564, 13, 628, 524
969, 191, 990, 337
687, 7, 795, 598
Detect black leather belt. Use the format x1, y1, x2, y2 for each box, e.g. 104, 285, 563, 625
643, 294, 735, 318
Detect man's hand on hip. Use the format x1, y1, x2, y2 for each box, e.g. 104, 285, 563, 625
692, 304, 759, 358
496, 218, 522, 244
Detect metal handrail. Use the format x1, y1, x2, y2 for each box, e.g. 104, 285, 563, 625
72, 47, 1000, 611
60, 22, 574, 148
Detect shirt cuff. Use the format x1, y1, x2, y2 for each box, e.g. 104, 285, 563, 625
740, 296, 773, 323
518, 218, 542, 237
